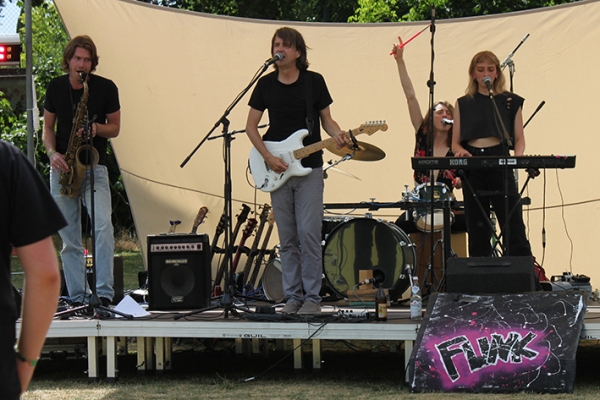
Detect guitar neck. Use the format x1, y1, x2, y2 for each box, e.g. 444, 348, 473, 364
293, 136, 338, 160
293, 122, 387, 160
249, 225, 274, 286
241, 220, 266, 281
212, 205, 250, 289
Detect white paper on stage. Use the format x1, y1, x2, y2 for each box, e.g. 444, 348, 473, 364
114, 294, 151, 318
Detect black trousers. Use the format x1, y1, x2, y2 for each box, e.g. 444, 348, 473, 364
461, 144, 532, 257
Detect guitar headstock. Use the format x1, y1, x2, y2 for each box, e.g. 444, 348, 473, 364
355, 120, 388, 136
267, 208, 275, 226
243, 218, 258, 237
238, 204, 251, 223
193, 206, 209, 226
215, 214, 227, 237
259, 203, 271, 222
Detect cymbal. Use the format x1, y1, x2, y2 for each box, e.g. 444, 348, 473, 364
326, 141, 386, 161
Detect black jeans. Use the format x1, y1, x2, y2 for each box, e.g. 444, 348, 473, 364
461, 144, 532, 257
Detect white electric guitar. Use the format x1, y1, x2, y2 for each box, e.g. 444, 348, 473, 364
249, 121, 388, 192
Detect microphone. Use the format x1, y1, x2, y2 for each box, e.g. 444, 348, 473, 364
358, 271, 385, 286
483, 76, 494, 95
442, 118, 453, 126
264, 52, 284, 66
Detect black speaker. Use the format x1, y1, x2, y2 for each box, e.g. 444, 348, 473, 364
446, 256, 535, 294
147, 233, 211, 310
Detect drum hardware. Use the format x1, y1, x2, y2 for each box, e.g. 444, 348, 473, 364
325, 141, 386, 161
410, 182, 455, 232
323, 154, 361, 181
420, 236, 455, 295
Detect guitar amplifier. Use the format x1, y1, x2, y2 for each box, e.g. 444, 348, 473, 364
446, 256, 535, 294
147, 233, 211, 310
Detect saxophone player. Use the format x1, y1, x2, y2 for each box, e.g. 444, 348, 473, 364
42, 35, 121, 308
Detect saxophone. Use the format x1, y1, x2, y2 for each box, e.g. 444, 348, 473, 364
58, 72, 99, 198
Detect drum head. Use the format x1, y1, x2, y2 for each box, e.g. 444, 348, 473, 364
262, 258, 284, 302
323, 218, 415, 301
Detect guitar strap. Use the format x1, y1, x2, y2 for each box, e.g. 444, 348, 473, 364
304, 71, 314, 136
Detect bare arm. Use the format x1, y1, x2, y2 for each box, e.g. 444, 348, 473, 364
319, 106, 348, 149
512, 107, 525, 156
42, 109, 69, 173
15, 236, 61, 394
94, 109, 121, 139
451, 100, 471, 157
391, 36, 423, 132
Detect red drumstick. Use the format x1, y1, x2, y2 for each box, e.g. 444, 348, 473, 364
390, 24, 431, 55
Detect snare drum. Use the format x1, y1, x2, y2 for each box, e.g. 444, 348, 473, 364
322, 218, 416, 301
411, 182, 454, 232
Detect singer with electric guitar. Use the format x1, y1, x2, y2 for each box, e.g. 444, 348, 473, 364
451, 50, 533, 258
245, 27, 349, 316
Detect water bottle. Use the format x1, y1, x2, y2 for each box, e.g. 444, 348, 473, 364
410, 276, 422, 320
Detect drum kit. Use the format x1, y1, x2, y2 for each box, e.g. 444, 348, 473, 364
261, 140, 456, 303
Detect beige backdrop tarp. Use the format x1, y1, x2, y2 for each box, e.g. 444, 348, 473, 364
53, 0, 599, 289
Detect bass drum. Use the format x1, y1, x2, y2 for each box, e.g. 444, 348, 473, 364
322, 218, 416, 301
262, 258, 284, 303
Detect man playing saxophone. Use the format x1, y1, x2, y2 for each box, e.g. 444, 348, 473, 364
42, 35, 121, 308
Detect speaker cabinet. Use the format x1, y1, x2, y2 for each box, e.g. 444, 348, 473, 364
147, 234, 211, 310
446, 256, 535, 294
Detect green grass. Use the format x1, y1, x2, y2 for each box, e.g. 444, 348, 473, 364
20, 340, 600, 399
11, 232, 144, 292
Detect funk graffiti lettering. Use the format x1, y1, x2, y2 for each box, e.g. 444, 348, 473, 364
435, 332, 539, 382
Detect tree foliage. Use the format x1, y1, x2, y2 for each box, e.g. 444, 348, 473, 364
0, 1, 135, 233
137, 0, 577, 22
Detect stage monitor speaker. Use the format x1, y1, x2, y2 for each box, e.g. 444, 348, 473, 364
446, 256, 535, 294
147, 233, 211, 310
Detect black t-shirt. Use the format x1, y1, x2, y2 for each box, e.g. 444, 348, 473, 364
44, 74, 120, 165
457, 91, 524, 148
248, 70, 333, 168
0, 141, 67, 397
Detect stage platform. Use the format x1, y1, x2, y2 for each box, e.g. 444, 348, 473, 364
16, 298, 600, 383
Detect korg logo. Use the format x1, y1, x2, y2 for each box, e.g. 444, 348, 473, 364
449, 159, 468, 166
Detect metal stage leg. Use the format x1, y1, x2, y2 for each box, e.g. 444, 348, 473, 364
156, 337, 165, 373
293, 339, 302, 369
87, 336, 99, 383
404, 339, 413, 383
106, 336, 117, 382
312, 339, 321, 370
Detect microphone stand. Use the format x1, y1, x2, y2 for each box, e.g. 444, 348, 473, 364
485, 82, 512, 256
500, 33, 529, 93
56, 113, 132, 320
494, 101, 545, 245
177, 59, 274, 320
423, 5, 442, 296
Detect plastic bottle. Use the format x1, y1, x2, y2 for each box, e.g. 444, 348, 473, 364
410, 276, 422, 321
375, 283, 387, 321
